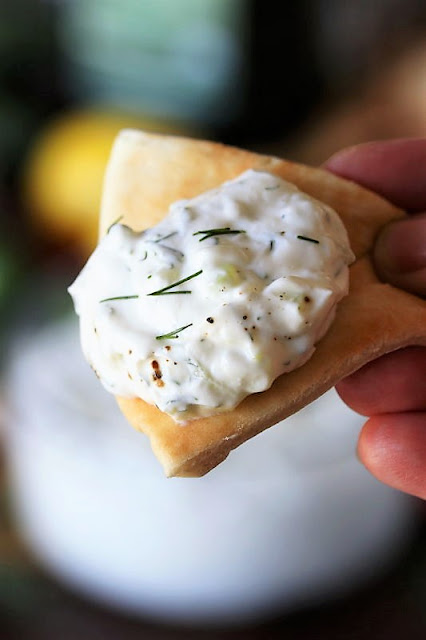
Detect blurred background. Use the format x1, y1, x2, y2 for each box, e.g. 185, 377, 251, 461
1, 0, 426, 638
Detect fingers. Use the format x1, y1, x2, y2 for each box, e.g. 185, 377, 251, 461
374, 213, 426, 296
327, 139, 426, 500
325, 138, 426, 211
336, 347, 426, 415
338, 347, 426, 499
326, 139, 426, 297
358, 413, 426, 500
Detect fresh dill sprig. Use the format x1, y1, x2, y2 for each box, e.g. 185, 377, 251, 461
147, 269, 203, 296
193, 227, 246, 242
107, 215, 124, 233
156, 323, 193, 340
99, 294, 139, 303
297, 235, 319, 244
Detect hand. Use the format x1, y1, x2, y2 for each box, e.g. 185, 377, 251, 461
325, 139, 426, 499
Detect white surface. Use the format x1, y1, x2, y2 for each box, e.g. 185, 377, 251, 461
5, 319, 415, 624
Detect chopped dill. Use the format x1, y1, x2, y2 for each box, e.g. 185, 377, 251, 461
193, 227, 246, 242
107, 215, 124, 233
152, 231, 178, 243
99, 295, 139, 303
156, 323, 193, 340
297, 235, 319, 244
147, 269, 203, 296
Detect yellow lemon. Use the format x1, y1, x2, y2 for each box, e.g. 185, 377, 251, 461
23, 109, 189, 255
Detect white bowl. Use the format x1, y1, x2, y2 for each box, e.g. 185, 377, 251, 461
4, 319, 416, 625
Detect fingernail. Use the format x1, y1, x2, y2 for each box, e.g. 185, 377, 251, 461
375, 213, 426, 275
324, 145, 361, 170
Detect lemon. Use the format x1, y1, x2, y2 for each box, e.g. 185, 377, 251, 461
23, 109, 189, 255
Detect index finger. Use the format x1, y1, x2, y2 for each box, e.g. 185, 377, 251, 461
325, 138, 426, 212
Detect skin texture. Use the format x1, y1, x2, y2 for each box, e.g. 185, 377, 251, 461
325, 138, 426, 499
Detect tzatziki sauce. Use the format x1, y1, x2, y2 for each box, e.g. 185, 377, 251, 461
69, 170, 355, 422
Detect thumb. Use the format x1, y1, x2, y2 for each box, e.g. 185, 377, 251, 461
374, 212, 426, 296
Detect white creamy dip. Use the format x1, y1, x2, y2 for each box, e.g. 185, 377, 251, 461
69, 170, 354, 422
